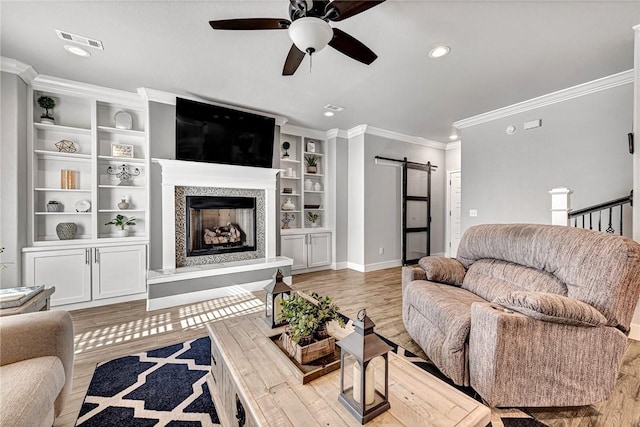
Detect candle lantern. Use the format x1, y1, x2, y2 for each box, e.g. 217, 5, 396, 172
337, 309, 391, 424
263, 269, 292, 328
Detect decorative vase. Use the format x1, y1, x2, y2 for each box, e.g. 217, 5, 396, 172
313, 182, 321, 191
304, 179, 313, 191
47, 203, 61, 212
115, 229, 129, 237
56, 222, 77, 240
118, 197, 130, 210
282, 198, 295, 211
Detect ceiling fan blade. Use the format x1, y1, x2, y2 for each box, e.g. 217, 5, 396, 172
325, 0, 385, 22
209, 18, 290, 30
282, 44, 306, 76
328, 28, 377, 65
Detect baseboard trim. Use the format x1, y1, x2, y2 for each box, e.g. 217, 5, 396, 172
52, 292, 147, 312
347, 259, 403, 273
630, 323, 640, 341
331, 262, 349, 270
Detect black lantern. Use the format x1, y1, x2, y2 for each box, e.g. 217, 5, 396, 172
337, 309, 391, 424
263, 269, 292, 328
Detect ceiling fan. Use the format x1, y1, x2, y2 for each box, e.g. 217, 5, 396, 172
209, 0, 385, 75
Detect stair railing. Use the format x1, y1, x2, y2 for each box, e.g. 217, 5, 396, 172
568, 191, 633, 235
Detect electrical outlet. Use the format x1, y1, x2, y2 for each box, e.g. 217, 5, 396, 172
379, 247, 384, 255
469, 209, 478, 217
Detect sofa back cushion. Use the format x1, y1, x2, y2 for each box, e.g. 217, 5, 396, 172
457, 224, 640, 331
462, 259, 566, 302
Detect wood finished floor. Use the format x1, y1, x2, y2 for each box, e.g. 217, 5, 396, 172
55, 267, 640, 427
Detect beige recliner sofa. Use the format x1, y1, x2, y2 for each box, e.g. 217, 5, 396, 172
0, 310, 74, 426
402, 223, 640, 407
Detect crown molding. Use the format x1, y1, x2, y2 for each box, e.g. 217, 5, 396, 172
454, 70, 634, 129
346, 124, 448, 149
446, 141, 461, 151
280, 123, 325, 139
326, 128, 348, 139
32, 75, 144, 106
1, 57, 38, 84
139, 87, 288, 126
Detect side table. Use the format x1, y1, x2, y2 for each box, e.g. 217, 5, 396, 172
0, 287, 56, 316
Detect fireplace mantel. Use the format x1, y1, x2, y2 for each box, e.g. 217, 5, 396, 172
153, 159, 281, 269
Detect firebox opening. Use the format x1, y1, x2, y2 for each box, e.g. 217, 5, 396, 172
186, 195, 256, 257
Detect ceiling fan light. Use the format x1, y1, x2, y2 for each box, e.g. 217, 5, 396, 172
288, 17, 333, 54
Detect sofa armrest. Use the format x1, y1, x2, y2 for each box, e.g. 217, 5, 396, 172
469, 302, 627, 407
417, 256, 466, 286
0, 310, 74, 416
492, 291, 607, 327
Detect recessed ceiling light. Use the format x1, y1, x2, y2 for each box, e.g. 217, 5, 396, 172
449, 133, 458, 141
64, 45, 90, 57
323, 111, 335, 117
428, 45, 450, 59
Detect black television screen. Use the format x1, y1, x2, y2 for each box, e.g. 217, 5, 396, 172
176, 98, 275, 168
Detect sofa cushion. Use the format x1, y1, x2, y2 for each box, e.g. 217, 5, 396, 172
0, 356, 65, 427
403, 280, 487, 385
456, 224, 640, 330
418, 256, 466, 286
493, 291, 607, 327
462, 259, 567, 303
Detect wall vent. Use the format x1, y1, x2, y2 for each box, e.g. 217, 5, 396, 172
55, 29, 104, 50
324, 104, 345, 112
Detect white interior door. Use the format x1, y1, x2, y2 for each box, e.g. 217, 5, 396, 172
448, 171, 462, 257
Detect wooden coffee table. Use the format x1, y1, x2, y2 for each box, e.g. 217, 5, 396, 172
206, 314, 490, 426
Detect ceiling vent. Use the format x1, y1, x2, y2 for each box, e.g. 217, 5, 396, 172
324, 104, 345, 112
55, 29, 104, 50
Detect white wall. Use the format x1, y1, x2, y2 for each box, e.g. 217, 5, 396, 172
347, 133, 366, 268
460, 83, 633, 232
0, 72, 27, 287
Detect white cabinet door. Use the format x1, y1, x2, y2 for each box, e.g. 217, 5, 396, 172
281, 234, 307, 271
308, 232, 331, 268
92, 244, 146, 300
24, 248, 91, 306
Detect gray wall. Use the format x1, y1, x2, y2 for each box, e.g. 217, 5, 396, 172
362, 135, 446, 265
148, 101, 176, 270
327, 135, 349, 266
461, 83, 633, 232
0, 72, 27, 287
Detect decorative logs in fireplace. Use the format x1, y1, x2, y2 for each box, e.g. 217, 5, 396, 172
204, 223, 243, 245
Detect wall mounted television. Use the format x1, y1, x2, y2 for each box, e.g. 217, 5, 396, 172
176, 97, 275, 168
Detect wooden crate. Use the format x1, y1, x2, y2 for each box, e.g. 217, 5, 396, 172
281, 332, 335, 364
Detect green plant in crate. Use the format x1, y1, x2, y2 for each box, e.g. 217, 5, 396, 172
281, 292, 344, 344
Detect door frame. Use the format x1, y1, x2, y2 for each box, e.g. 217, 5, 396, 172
445, 169, 461, 258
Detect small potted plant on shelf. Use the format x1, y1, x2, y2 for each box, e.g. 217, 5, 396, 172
105, 214, 136, 237
304, 155, 319, 174
37, 96, 56, 124
46, 200, 61, 212
306, 211, 320, 227
280, 292, 344, 364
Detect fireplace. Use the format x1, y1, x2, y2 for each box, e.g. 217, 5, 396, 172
186, 196, 256, 257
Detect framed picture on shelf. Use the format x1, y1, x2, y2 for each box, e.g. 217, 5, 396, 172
111, 143, 134, 158
306, 140, 316, 153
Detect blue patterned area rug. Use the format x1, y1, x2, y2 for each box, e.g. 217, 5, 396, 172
76, 337, 219, 426
77, 334, 546, 427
